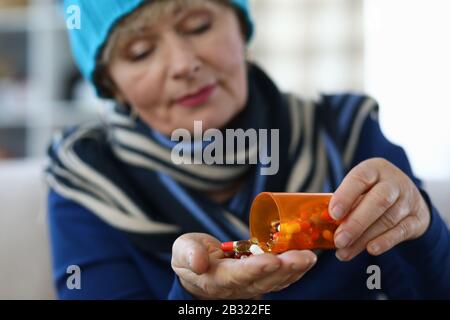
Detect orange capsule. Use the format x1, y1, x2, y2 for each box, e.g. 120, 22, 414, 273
221, 241, 235, 252
285, 221, 301, 234
322, 229, 334, 242
321, 210, 334, 222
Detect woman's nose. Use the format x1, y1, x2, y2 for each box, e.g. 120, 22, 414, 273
167, 36, 201, 80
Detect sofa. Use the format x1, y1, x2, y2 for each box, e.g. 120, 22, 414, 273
0, 159, 449, 299
0, 159, 54, 299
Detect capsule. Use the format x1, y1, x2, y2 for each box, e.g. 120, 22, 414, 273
321, 210, 334, 222
285, 221, 301, 234
322, 229, 334, 242
221, 240, 254, 253
249, 244, 265, 255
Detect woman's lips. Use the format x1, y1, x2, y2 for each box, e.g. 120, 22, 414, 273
176, 84, 217, 108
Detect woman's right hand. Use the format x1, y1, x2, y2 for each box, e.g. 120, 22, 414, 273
171, 233, 317, 299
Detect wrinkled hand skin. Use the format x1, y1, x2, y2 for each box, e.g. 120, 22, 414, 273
328, 158, 431, 261
171, 233, 317, 299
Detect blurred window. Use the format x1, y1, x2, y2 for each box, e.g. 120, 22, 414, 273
364, 0, 450, 179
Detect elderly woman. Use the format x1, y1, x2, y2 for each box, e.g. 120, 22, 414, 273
47, 0, 450, 299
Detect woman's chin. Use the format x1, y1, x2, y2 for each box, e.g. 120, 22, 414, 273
171, 110, 237, 133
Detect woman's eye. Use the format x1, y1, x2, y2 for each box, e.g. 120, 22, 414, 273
189, 22, 211, 35
130, 50, 151, 61
127, 42, 154, 62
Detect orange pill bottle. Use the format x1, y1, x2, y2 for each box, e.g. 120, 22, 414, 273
249, 192, 341, 253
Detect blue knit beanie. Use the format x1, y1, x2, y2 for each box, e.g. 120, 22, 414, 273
63, 0, 254, 98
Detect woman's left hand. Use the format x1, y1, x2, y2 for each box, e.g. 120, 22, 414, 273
329, 158, 431, 261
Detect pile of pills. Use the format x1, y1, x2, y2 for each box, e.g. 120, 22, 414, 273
221, 240, 265, 259
264, 204, 339, 252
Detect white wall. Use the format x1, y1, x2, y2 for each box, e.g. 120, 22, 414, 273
364, 0, 450, 180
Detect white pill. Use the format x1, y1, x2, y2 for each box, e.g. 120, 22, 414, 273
249, 244, 264, 255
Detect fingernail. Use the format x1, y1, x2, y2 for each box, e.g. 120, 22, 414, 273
293, 255, 317, 271
335, 230, 352, 248
331, 204, 345, 220
264, 263, 279, 273
335, 250, 350, 261
188, 252, 193, 268
306, 258, 317, 271
369, 243, 380, 255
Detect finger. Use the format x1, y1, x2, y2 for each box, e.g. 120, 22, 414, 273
269, 251, 317, 292
335, 199, 410, 261
172, 233, 221, 274
249, 251, 317, 294
366, 215, 422, 256
276, 250, 317, 272
215, 253, 282, 288
334, 182, 400, 249
350, 194, 365, 211
329, 160, 380, 220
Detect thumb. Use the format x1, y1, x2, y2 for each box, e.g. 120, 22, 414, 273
172, 233, 218, 275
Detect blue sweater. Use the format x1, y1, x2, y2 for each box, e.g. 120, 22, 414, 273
48, 108, 450, 300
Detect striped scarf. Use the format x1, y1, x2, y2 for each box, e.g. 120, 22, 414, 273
46, 63, 378, 258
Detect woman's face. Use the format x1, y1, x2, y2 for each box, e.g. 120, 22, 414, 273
108, 1, 248, 135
